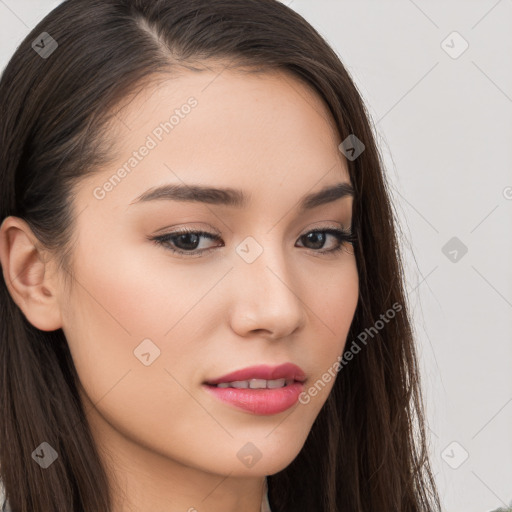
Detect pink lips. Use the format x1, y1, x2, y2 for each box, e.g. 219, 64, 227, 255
204, 363, 306, 386
202, 363, 306, 415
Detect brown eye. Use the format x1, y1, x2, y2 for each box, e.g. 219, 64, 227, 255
151, 229, 223, 256
150, 227, 355, 258
296, 228, 355, 254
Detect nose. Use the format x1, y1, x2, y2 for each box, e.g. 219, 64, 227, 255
228, 240, 307, 340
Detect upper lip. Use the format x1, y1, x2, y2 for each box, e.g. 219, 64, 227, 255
204, 363, 306, 385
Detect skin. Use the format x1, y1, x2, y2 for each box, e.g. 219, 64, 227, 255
0, 64, 358, 512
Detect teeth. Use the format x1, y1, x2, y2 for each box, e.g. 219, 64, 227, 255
266, 378, 287, 389
215, 378, 290, 389
232, 380, 250, 389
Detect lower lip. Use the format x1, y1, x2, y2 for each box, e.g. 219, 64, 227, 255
202, 382, 305, 415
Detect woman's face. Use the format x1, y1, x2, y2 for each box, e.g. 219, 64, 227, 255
55, 66, 358, 498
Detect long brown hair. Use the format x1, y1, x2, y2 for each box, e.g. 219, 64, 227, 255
0, 0, 441, 510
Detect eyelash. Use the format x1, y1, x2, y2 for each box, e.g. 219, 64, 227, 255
150, 226, 356, 258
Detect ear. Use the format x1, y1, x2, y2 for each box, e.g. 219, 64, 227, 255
0, 216, 63, 331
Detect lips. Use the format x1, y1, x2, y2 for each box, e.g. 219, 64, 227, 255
203, 381, 306, 415
204, 363, 306, 386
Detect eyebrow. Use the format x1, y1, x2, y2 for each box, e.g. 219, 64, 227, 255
129, 181, 354, 212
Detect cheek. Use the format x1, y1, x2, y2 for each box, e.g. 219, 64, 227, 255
308, 256, 359, 346
299, 257, 358, 402
60, 251, 218, 466
58, 246, 180, 400
66, 238, 221, 339
60, 240, 221, 405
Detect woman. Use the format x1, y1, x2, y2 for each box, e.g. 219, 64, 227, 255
0, 0, 441, 510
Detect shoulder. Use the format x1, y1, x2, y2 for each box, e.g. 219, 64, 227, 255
0, 479, 12, 512
486, 502, 512, 512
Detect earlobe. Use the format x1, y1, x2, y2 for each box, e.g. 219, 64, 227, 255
0, 216, 63, 332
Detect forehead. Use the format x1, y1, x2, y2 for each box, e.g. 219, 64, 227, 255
115, 64, 340, 136
79, 65, 350, 212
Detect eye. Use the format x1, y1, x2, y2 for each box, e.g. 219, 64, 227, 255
150, 226, 356, 257
296, 228, 356, 255
150, 228, 223, 258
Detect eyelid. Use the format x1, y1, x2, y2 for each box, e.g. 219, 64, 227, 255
302, 221, 351, 233
151, 222, 353, 241
152, 222, 221, 237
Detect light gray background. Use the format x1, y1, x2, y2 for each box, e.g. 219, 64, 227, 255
1, 1, 511, 511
